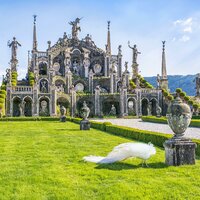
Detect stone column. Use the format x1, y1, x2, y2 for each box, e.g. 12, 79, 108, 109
124, 88, 128, 115
89, 70, 94, 94
94, 86, 101, 116
51, 86, 57, 116
66, 70, 72, 94
83, 49, 90, 78
6, 87, 12, 117
104, 56, 110, 77
119, 86, 124, 117
117, 45, 122, 78
70, 86, 77, 117
33, 85, 39, 116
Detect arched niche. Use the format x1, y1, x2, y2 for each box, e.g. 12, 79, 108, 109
12, 96, 21, 117
23, 96, 32, 117
39, 62, 48, 75
127, 98, 136, 116
142, 98, 149, 116
39, 97, 50, 116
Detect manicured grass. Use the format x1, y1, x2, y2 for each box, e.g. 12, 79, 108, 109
0, 121, 200, 199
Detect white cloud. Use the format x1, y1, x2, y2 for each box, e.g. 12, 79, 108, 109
179, 35, 190, 42
183, 26, 192, 33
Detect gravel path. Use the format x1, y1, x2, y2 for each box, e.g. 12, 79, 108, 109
92, 118, 200, 140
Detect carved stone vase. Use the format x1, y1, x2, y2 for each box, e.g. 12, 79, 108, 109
80, 101, 90, 130
166, 97, 192, 137
164, 97, 196, 166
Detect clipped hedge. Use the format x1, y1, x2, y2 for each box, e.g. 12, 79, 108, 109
142, 116, 200, 128
0, 117, 60, 121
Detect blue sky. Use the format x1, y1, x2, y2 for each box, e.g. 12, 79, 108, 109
0, 0, 200, 82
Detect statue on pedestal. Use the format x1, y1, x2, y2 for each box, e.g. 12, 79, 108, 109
8, 37, 21, 61
80, 101, 90, 130
109, 104, 116, 116
60, 105, 66, 122
128, 41, 141, 64
156, 103, 162, 117
19, 101, 25, 117
69, 18, 82, 39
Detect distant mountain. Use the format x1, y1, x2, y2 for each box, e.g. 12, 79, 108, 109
144, 75, 196, 96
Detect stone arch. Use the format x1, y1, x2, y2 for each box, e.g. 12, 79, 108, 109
12, 96, 21, 117
117, 80, 122, 92
39, 78, 49, 93
141, 98, 149, 116
102, 97, 120, 116
127, 97, 136, 116
39, 61, 48, 75
38, 96, 50, 116
55, 79, 65, 93
23, 96, 33, 117
150, 98, 157, 116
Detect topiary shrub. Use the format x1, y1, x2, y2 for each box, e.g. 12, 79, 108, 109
0, 90, 6, 95
163, 91, 169, 97
184, 96, 190, 101
0, 104, 3, 109
0, 99, 4, 104
180, 91, 186, 97
167, 95, 174, 101
176, 88, 182, 93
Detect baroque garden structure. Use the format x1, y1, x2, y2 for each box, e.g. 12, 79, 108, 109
2, 16, 169, 117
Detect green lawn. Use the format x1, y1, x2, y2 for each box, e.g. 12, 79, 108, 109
0, 121, 200, 200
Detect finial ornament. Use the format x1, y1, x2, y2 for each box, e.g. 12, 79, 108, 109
107, 21, 110, 30
162, 41, 166, 51
33, 15, 37, 24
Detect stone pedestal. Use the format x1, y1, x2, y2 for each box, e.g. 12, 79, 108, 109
60, 116, 66, 122
163, 137, 196, 166
80, 119, 90, 130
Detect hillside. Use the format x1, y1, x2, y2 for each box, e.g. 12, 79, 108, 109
144, 75, 196, 96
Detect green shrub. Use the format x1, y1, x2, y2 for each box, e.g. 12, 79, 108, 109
167, 95, 174, 101
0, 104, 3, 109
184, 96, 190, 101
176, 88, 182, 93
180, 92, 186, 97
1, 85, 6, 91
0, 90, 6, 95
0, 99, 4, 103
163, 91, 168, 97
0, 94, 5, 99
141, 116, 200, 128
193, 103, 199, 109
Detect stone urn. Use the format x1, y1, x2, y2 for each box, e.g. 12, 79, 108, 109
80, 101, 90, 130
164, 97, 196, 166
166, 97, 192, 137
80, 101, 90, 120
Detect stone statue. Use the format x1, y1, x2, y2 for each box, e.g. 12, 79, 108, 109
157, 74, 161, 89
109, 104, 116, 116
124, 62, 128, 72
8, 37, 21, 61
156, 103, 162, 117
80, 101, 90, 120
19, 101, 25, 116
147, 102, 152, 116
118, 45, 122, 54
40, 100, 48, 116
60, 105, 66, 122
69, 18, 82, 39
60, 105, 66, 116
128, 41, 141, 64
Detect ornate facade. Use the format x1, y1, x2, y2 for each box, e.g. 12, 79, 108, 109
3, 17, 168, 117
